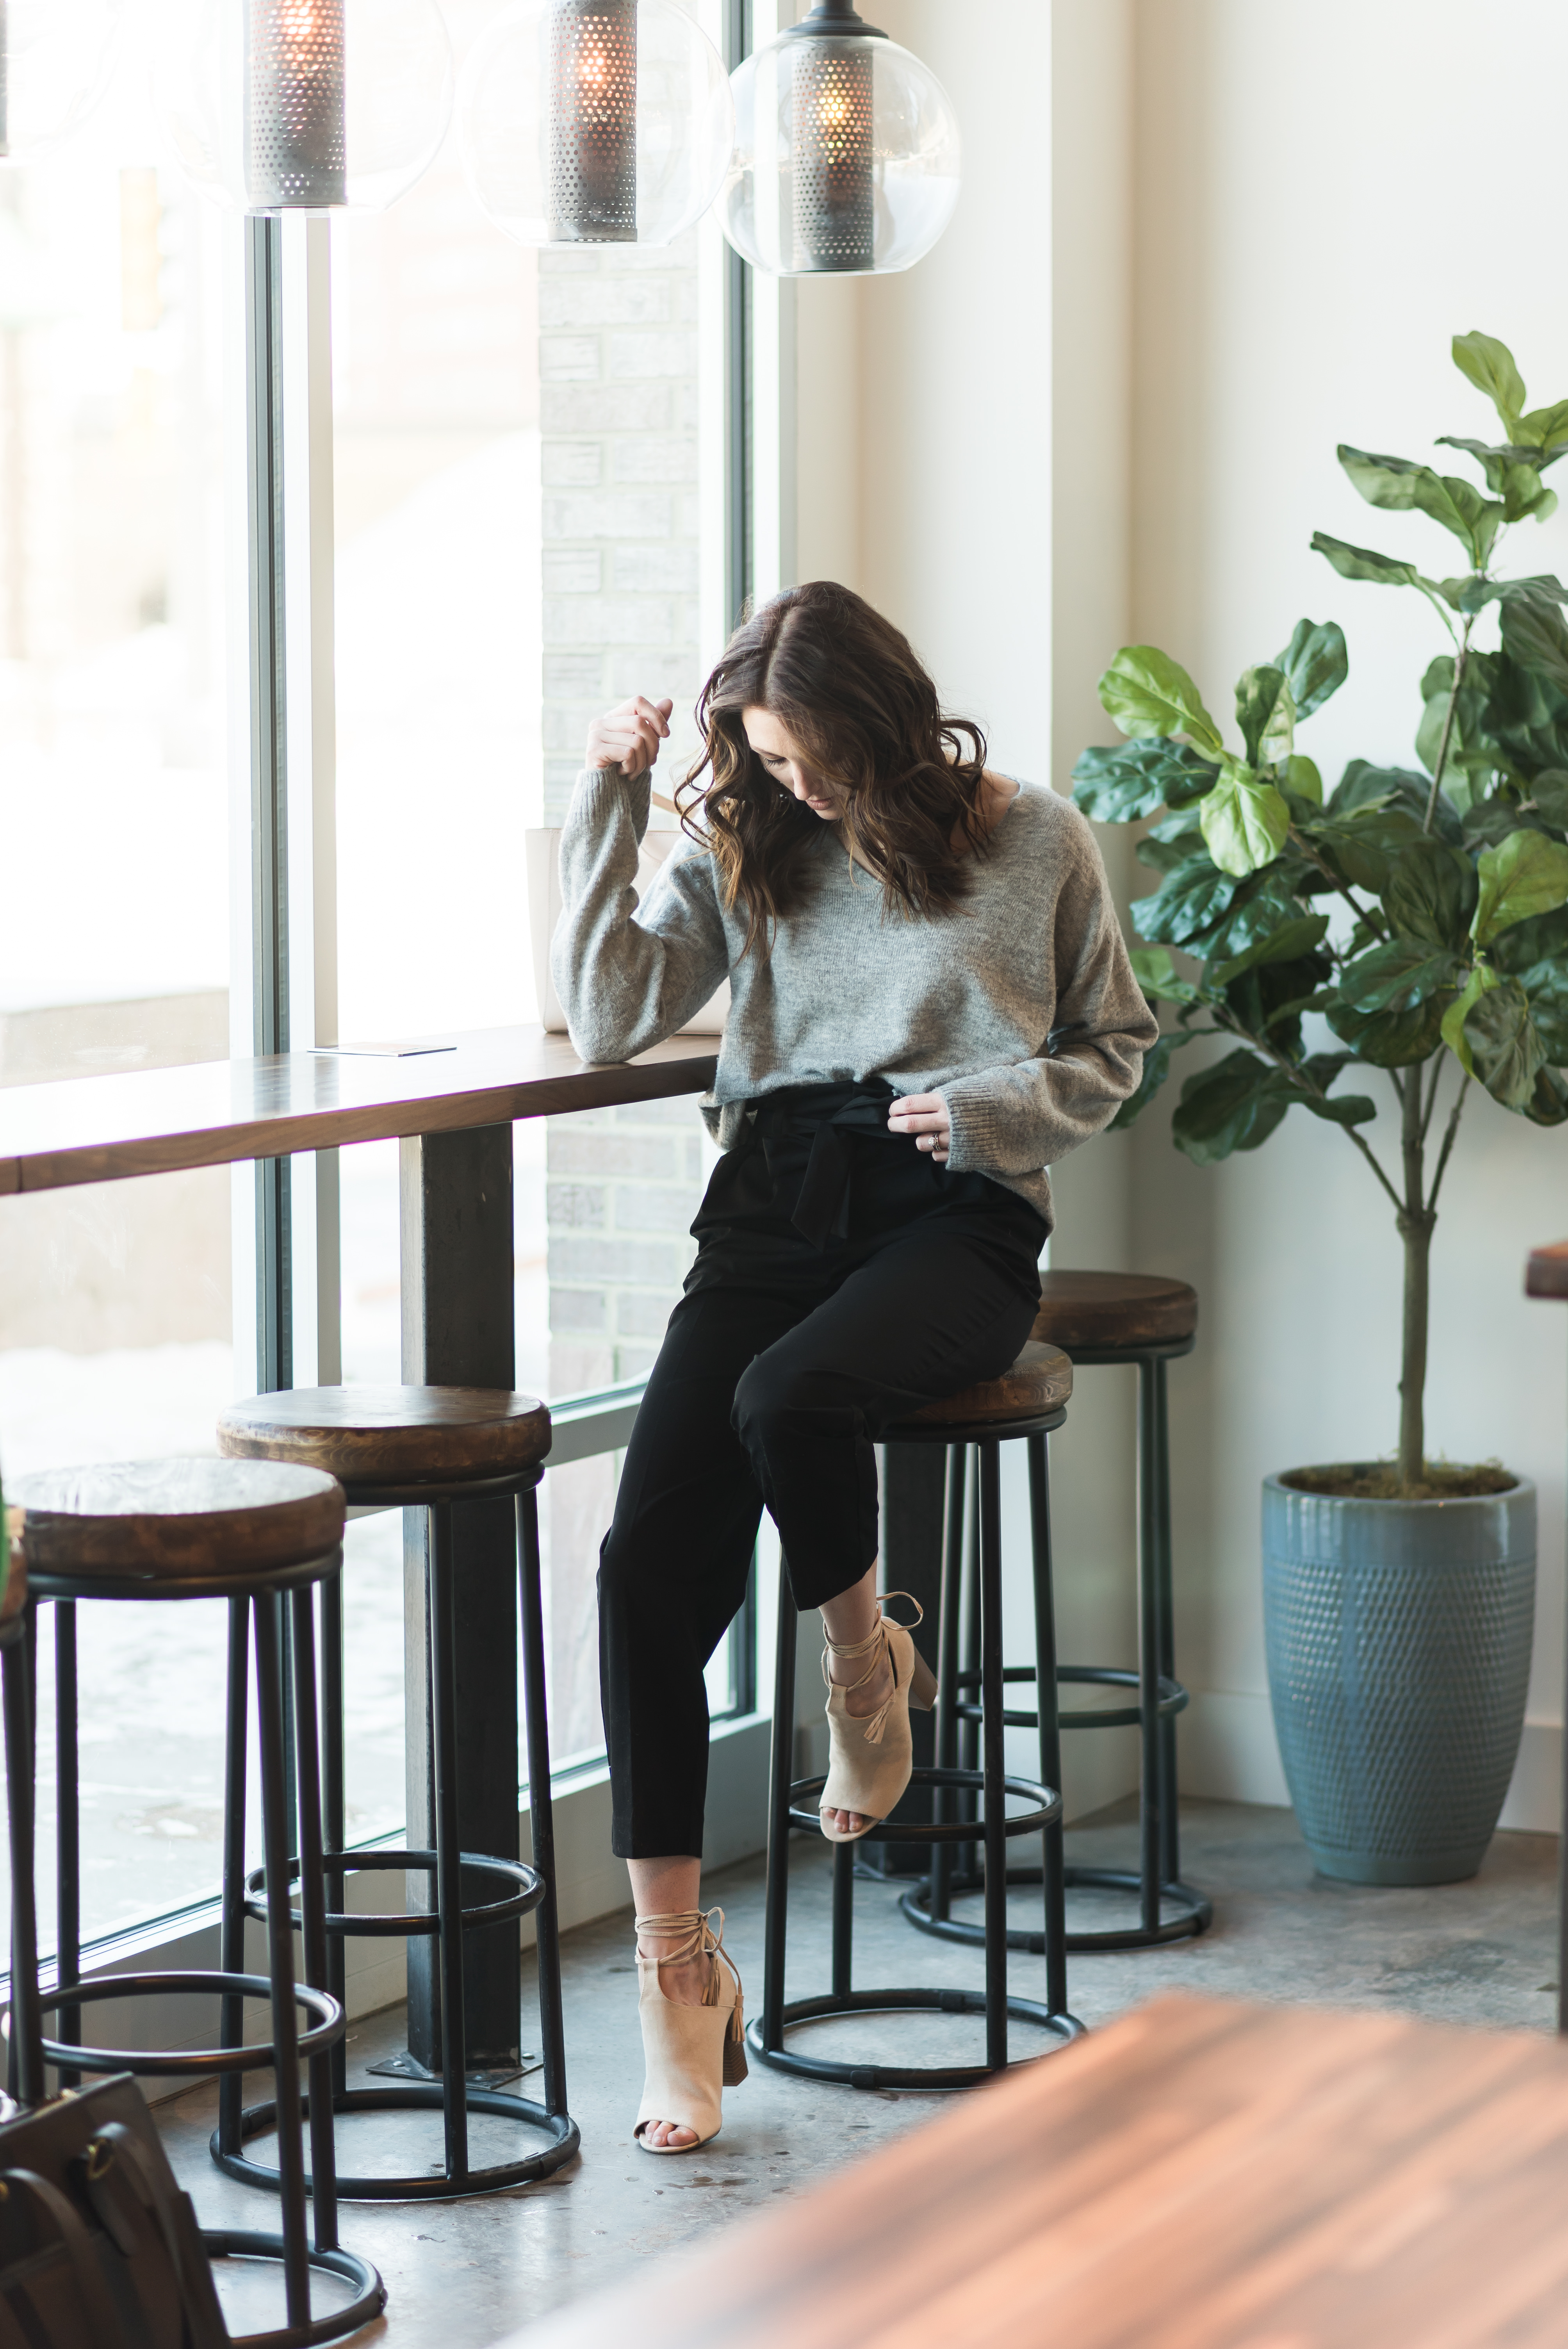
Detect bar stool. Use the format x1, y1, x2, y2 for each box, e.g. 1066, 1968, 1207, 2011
215, 1385, 579, 2201
749, 1341, 1083, 2091
903, 1271, 1212, 1957
14, 1458, 384, 2349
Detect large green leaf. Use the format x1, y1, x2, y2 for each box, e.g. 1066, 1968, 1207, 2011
1524, 1068, 1568, 1125
1235, 665, 1294, 767
1200, 758, 1290, 877
1462, 796, 1551, 851
1132, 854, 1239, 948
1107, 1030, 1197, 1131
1500, 595, 1568, 697
1129, 946, 1205, 1007
1440, 961, 1500, 1072
1416, 651, 1500, 788
1385, 838, 1478, 951
1516, 398, 1568, 451
1326, 986, 1450, 1068
1465, 977, 1544, 1110
1452, 330, 1526, 431
1336, 446, 1503, 565
1516, 960, 1568, 1063
1327, 759, 1464, 842
1207, 914, 1329, 987
1526, 771, 1568, 830
1282, 754, 1324, 806
1472, 828, 1568, 943
1099, 647, 1224, 756
1491, 900, 1568, 974
1311, 531, 1438, 596
1171, 1051, 1292, 1163
1071, 739, 1219, 823
1335, 936, 1462, 1014
1274, 619, 1348, 722
1482, 648, 1568, 779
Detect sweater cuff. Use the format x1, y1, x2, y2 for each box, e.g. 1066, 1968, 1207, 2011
573, 764, 651, 843
937, 1077, 1016, 1176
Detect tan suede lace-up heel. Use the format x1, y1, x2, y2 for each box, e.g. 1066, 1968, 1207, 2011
819, 1593, 938, 1845
632, 1907, 747, 2154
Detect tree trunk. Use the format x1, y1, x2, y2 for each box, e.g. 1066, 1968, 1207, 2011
1396, 1067, 1433, 1488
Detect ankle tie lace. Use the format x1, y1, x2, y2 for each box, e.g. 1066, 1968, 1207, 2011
634, 1907, 744, 2017
822, 1593, 925, 1747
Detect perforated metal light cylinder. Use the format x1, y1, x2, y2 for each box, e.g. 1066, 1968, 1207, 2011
790, 37, 873, 274
245, 0, 347, 210
549, 0, 637, 244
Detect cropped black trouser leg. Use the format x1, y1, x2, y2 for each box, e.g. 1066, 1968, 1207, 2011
598, 1137, 1043, 1859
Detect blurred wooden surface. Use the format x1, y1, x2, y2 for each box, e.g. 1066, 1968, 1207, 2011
0, 1027, 718, 1195
1526, 1241, 1568, 1299
510, 1991, 1568, 2349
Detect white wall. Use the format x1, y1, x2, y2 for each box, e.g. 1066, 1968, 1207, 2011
1129, 0, 1568, 1824
794, 0, 1568, 1831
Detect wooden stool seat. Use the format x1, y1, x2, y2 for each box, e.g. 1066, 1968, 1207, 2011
217, 1385, 551, 1490
17, 1459, 344, 1580
904, 1341, 1073, 1430
1031, 1271, 1196, 1354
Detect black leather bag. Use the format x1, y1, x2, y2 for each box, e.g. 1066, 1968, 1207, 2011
0, 1606, 229, 2349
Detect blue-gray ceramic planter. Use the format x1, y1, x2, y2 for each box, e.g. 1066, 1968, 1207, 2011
1262, 1471, 1536, 1886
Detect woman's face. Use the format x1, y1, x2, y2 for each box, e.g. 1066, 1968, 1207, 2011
743, 705, 844, 822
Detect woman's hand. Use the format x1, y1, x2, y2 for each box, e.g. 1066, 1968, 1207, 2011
888, 1093, 951, 1163
587, 695, 673, 779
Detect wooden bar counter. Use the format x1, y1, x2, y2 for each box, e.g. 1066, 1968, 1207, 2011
0, 1026, 718, 1195
511, 1991, 1568, 2349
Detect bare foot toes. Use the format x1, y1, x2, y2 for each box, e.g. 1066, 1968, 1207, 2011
641, 2119, 697, 2150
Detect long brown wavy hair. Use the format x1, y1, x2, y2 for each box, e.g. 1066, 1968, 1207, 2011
676, 581, 991, 956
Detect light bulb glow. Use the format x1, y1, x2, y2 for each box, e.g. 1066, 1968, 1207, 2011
246, 0, 346, 209
549, 0, 636, 241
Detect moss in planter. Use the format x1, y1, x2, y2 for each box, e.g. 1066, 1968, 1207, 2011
1281, 1461, 1518, 1502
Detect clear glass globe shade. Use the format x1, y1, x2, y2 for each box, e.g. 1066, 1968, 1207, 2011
457, 0, 733, 251
723, 30, 960, 278
151, 0, 453, 216
0, 0, 116, 162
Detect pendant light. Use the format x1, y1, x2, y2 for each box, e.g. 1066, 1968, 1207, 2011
152, 0, 453, 215
456, 0, 732, 251
722, 0, 960, 278
0, 0, 115, 163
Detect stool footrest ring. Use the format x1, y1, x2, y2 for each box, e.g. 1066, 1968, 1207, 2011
902, 1865, 1213, 1954
747, 1989, 1082, 2092
244, 1849, 544, 1939
26, 1969, 343, 2077
200, 2225, 385, 2349
955, 1662, 1189, 1733
787, 1765, 1060, 1842
213, 2086, 580, 2202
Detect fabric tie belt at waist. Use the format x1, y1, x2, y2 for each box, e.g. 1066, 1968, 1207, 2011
748, 1080, 914, 1249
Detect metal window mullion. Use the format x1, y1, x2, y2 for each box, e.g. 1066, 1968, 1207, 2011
724, 0, 755, 633
246, 212, 291, 1398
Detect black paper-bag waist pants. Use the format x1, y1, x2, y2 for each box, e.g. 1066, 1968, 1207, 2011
597, 1080, 1048, 1859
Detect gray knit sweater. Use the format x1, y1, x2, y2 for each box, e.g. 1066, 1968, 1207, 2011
551, 765, 1158, 1232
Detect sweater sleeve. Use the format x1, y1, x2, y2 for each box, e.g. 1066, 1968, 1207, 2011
550, 766, 730, 1063
937, 814, 1158, 1178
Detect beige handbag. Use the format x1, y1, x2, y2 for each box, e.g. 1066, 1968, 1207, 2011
526, 810, 730, 1039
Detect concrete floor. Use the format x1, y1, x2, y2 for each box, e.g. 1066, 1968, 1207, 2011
156, 1797, 1562, 2346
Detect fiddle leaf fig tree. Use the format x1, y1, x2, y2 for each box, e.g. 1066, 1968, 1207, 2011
1076, 332, 1568, 1493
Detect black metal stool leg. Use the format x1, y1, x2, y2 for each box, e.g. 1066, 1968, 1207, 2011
289, 1585, 339, 2256
830, 1842, 854, 1999
219, 1594, 251, 2160
1152, 1356, 1182, 1887
54, 1601, 80, 2091
1027, 1433, 1068, 2019
518, 1490, 568, 2121
4, 1618, 46, 2111
428, 1502, 470, 2188
928, 1446, 966, 1929
957, 1456, 980, 1880
319, 1569, 347, 2104
978, 1442, 1008, 2075
253, 1592, 312, 2331
1137, 1361, 1163, 1936
761, 1564, 797, 2056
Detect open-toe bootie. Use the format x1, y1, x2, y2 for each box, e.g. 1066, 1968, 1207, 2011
819, 1592, 938, 1845
633, 1906, 747, 2154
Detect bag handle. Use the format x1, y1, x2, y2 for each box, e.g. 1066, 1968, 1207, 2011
0, 2167, 135, 2349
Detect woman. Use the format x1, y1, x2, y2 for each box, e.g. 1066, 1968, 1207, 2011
552, 581, 1156, 2155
